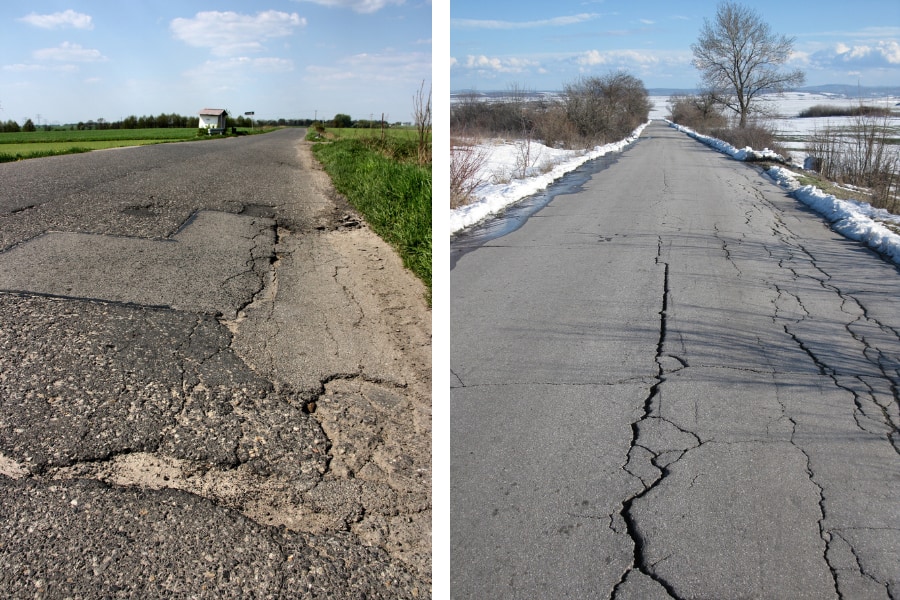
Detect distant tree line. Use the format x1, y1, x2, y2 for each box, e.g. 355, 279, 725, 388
327, 113, 408, 128
2, 113, 410, 133
2, 120, 26, 132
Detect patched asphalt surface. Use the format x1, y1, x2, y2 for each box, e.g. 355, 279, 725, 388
0, 130, 431, 598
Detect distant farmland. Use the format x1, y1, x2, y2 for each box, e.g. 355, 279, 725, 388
0, 128, 263, 162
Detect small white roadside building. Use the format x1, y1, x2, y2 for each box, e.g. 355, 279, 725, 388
198, 108, 228, 130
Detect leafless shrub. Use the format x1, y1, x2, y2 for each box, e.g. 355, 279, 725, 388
532, 101, 583, 149
711, 122, 788, 158
451, 73, 650, 150
563, 72, 651, 144
798, 104, 893, 119
451, 95, 533, 140
668, 93, 728, 133
450, 138, 489, 208
807, 113, 900, 211
413, 81, 432, 166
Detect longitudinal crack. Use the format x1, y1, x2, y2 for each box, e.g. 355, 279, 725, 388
613, 247, 684, 600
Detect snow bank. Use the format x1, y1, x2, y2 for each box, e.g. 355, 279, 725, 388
450, 122, 650, 235
766, 166, 900, 264
667, 121, 786, 163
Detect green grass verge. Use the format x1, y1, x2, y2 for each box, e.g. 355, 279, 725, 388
311, 137, 432, 297
0, 147, 91, 162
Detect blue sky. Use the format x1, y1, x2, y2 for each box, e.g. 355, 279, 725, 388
451, 0, 900, 91
0, 0, 431, 125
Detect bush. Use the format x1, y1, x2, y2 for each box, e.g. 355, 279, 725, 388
450, 97, 532, 139
450, 71, 650, 149
332, 114, 352, 128
450, 138, 488, 208
668, 93, 727, 133
532, 103, 582, 149
798, 104, 894, 119
563, 73, 651, 144
807, 114, 900, 211
710, 124, 789, 160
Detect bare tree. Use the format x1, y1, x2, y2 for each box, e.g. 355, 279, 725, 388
413, 80, 432, 166
691, 1, 804, 128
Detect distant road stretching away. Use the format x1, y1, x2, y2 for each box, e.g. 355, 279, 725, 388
451, 121, 899, 599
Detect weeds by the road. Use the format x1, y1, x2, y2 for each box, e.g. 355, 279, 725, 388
807, 113, 900, 211
0, 146, 93, 162
310, 135, 432, 297
450, 137, 488, 208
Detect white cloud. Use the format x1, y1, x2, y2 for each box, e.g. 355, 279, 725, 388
876, 40, 900, 64
171, 11, 306, 57
811, 40, 900, 68
577, 49, 659, 66
33, 42, 107, 62
293, 0, 405, 14
309, 50, 430, 82
452, 13, 601, 30
186, 57, 295, 78
2, 63, 79, 73
19, 9, 93, 30
454, 54, 539, 74
578, 50, 607, 66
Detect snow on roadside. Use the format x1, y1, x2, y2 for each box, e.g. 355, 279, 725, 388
450, 122, 649, 235
765, 166, 900, 264
450, 117, 900, 267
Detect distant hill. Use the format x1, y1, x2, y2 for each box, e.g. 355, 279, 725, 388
453, 85, 900, 99
646, 88, 698, 97
794, 84, 900, 98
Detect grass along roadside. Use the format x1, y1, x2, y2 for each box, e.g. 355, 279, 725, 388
309, 131, 432, 297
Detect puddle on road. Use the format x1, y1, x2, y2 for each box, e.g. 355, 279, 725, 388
450, 140, 637, 269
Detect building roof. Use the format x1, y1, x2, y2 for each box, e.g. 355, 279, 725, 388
199, 108, 227, 116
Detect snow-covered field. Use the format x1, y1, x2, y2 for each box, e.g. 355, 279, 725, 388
450, 92, 900, 265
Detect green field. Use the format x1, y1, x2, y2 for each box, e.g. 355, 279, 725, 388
0, 127, 270, 162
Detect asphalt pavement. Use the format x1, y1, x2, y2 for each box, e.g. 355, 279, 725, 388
451, 121, 899, 599
0, 130, 432, 598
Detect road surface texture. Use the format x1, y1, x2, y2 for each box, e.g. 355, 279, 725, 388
451, 121, 899, 599
0, 129, 431, 598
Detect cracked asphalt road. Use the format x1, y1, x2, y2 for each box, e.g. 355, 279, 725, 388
450, 121, 899, 599
0, 129, 431, 598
